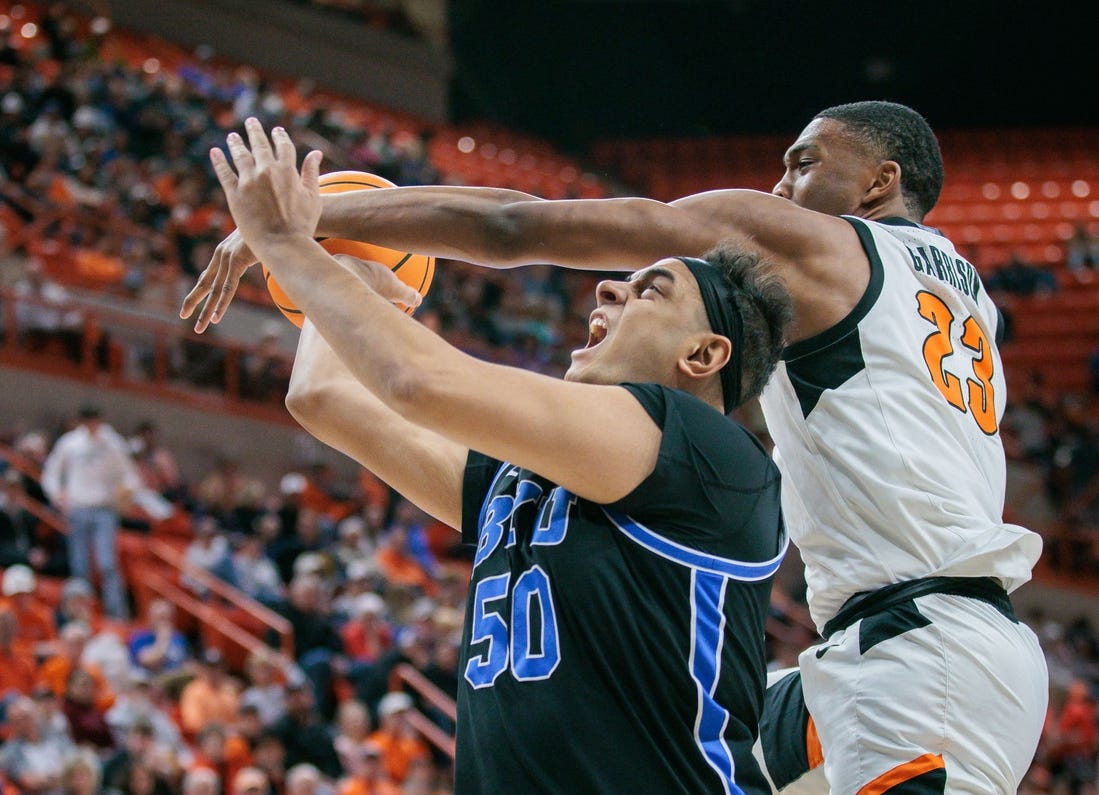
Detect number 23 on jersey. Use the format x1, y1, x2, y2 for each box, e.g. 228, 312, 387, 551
916, 290, 997, 435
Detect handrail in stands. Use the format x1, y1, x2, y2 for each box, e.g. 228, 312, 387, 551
139, 569, 277, 664
389, 662, 457, 761
392, 662, 457, 723
145, 537, 295, 659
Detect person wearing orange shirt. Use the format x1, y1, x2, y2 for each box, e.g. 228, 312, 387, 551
178, 648, 242, 737
337, 742, 400, 795
36, 619, 115, 711
1, 564, 57, 654
367, 692, 430, 785
0, 606, 36, 696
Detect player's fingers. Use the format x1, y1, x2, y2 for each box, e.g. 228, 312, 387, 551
194, 248, 232, 332
225, 131, 254, 174
208, 264, 245, 324
301, 149, 323, 192
245, 117, 274, 166
271, 126, 296, 165
209, 147, 238, 193
180, 265, 216, 319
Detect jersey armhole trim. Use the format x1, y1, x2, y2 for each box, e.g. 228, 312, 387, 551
782, 216, 885, 362
603, 508, 788, 581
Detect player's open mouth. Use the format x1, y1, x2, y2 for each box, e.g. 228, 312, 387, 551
585, 315, 608, 349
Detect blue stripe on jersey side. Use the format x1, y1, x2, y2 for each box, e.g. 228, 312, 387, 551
691, 570, 744, 795
477, 463, 516, 531
603, 509, 787, 581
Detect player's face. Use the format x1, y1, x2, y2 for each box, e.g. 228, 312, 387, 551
565, 258, 710, 387
772, 117, 881, 216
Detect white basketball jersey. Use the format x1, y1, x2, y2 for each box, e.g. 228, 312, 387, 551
759, 217, 1042, 632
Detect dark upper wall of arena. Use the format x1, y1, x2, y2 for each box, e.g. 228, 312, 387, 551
448, 0, 1098, 147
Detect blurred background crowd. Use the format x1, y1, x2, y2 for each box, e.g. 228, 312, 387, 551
0, 1, 1098, 794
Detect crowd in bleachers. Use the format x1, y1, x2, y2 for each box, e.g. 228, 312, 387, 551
2, 1, 1099, 793
1, 404, 472, 794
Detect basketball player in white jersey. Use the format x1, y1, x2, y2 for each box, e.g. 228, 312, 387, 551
184, 101, 1049, 792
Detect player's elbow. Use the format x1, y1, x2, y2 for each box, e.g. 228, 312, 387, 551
285, 375, 332, 431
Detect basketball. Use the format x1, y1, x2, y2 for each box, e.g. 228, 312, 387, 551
261, 170, 435, 327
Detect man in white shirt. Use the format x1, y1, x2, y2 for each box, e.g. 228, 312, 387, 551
41, 405, 141, 619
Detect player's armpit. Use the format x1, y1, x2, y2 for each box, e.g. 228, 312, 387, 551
286, 321, 467, 530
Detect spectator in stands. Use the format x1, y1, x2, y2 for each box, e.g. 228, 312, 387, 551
128, 597, 191, 675
128, 421, 184, 503
374, 502, 438, 598
1050, 678, 1098, 794
12, 257, 85, 361
1067, 222, 1099, 277
332, 699, 373, 773
273, 572, 345, 719
178, 648, 242, 737
115, 762, 174, 795
337, 741, 399, 795
0, 695, 74, 794
339, 593, 393, 674
240, 320, 293, 403
41, 404, 139, 619
102, 718, 159, 793
60, 747, 102, 795
190, 720, 251, 791
231, 532, 284, 606
239, 648, 287, 727
182, 767, 221, 795
985, 250, 1058, 297
0, 605, 36, 696
233, 765, 274, 795
1, 562, 57, 652
332, 516, 375, 576
61, 667, 116, 750
250, 732, 288, 795
105, 669, 188, 754
0, 469, 38, 569
195, 456, 265, 535
37, 619, 115, 712
367, 692, 430, 786
270, 678, 343, 780
286, 762, 331, 795
183, 514, 238, 594
55, 576, 97, 631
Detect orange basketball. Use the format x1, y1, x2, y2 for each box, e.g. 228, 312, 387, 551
261, 171, 435, 327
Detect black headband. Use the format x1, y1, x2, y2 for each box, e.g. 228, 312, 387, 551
677, 257, 743, 414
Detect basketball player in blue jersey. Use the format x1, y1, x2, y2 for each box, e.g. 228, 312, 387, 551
186, 102, 1049, 792
205, 119, 792, 794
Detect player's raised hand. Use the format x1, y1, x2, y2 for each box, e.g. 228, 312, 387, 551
179, 228, 257, 333
213, 118, 323, 249
184, 119, 323, 332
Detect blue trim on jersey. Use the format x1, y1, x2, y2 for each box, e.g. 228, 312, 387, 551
603, 509, 787, 581
691, 570, 744, 795
477, 463, 516, 531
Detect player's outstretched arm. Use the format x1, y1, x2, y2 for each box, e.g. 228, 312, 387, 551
287, 319, 467, 530
212, 119, 665, 505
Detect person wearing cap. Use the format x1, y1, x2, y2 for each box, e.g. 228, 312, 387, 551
41, 404, 140, 619
366, 692, 429, 786
0, 563, 56, 651
200, 122, 790, 794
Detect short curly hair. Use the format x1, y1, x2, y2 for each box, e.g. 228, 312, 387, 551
815, 100, 944, 220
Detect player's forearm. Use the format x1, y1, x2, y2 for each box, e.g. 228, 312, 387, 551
316, 186, 544, 267
316, 187, 695, 272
